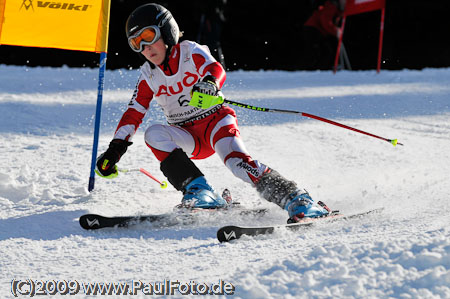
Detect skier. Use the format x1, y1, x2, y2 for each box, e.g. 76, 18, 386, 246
95, 3, 330, 223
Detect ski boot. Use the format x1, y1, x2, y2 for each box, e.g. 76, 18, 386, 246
285, 190, 331, 223
255, 168, 330, 223
180, 176, 227, 209
160, 149, 227, 209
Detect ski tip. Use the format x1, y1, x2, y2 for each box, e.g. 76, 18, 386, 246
217, 226, 241, 243
79, 214, 95, 230
79, 214, 104, 230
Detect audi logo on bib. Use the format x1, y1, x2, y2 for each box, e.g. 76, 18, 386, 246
155, 72, 199, 97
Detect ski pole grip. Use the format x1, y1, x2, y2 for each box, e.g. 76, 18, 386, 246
189, 92, 224, 109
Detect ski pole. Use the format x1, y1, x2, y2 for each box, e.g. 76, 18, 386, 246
189, 93, 403, 147
226, 99, 403, 146
119, 168, 168, 189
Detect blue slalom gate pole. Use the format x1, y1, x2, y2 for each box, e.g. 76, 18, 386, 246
88, 52, 107, 192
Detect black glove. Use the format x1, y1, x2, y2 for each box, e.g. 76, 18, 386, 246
191, 75, 219, 97
95, 139, 132, 178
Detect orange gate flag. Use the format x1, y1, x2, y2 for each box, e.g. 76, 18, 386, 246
0, 0, 110, 52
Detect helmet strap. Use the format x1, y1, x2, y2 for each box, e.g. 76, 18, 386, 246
162, 45, 174, 75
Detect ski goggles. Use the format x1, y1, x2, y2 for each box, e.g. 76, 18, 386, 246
128, 26, 161, 52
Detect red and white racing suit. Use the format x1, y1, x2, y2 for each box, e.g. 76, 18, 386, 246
113, 40, 267, 184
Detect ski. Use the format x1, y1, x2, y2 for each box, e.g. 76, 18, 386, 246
217, 208, 384, 242
79, 207, 267, 230
80, 213, 186, 230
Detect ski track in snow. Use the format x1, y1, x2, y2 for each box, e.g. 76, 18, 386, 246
1, 65, 450, 298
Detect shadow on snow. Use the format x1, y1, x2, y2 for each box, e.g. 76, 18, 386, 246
0, 210, 220, 242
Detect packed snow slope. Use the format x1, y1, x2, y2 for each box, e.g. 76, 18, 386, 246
1, 65, 450, 298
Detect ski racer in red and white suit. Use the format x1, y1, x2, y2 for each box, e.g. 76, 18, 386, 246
114, 40, 267, 185
96, 3, 331, 222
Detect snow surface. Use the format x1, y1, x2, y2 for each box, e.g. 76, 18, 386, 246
1, 65, 450, 298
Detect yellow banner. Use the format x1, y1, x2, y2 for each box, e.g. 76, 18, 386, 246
0, 0, 110, 52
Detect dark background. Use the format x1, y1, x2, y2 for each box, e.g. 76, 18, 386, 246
1, 0, 449, 71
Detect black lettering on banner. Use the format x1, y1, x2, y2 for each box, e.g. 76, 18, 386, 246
36, 1, 90, 11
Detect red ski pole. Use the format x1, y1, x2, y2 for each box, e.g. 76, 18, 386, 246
119, 168, 168, 189
138, 168, 168, 188
224, 99, 403, 146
